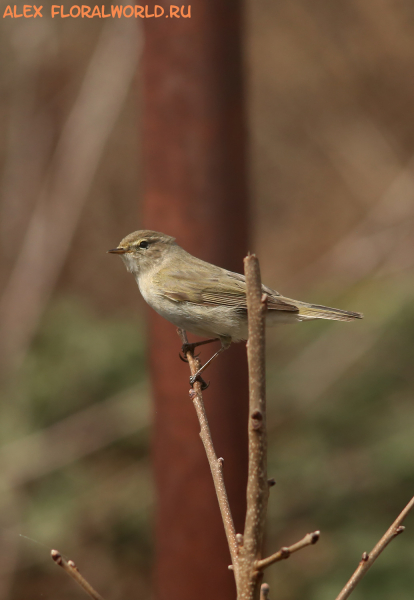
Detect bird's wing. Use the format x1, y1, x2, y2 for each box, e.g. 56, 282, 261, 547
158, 264, 298, 313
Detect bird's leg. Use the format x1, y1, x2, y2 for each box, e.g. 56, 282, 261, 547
179, 337, 220, 363
189, 339, 231, 387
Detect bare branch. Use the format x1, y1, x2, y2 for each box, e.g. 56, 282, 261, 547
177, 256, 319, 599
51, 550, 106, 600
335, 496, 414, 600
256, 530, 320, 570
237, 255, 268, 600
176, 329, 239, 578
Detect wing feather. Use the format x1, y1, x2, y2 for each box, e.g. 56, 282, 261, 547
158, 262, 298, 313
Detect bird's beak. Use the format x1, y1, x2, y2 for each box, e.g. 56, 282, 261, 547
107, 247, 127, 254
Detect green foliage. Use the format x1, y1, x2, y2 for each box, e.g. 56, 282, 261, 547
19, 298, 146, 427
265, 289, 414, 599
5, 289, 414, 599
3, 298, 152, 598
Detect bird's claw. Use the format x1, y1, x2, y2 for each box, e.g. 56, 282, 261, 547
181, 342, 193, 355
179, 344, 200, 362
189, 374, 210, 390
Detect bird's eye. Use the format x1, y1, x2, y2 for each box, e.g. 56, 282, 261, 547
139, 240, 149, 249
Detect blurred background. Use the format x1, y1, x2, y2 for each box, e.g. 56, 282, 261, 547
1, 1, 414, 599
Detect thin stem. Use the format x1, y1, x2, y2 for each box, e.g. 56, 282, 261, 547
51, 550, 105, 600
256, 530, 320, 570
238, 255, 268, 600
335, 496, 414, 600
177, 329, 239, 579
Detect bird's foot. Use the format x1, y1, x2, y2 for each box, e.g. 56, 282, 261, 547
189, 373, 210, 390
179, 342, 200, 363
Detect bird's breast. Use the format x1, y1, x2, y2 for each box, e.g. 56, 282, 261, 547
135, 273, 249, 340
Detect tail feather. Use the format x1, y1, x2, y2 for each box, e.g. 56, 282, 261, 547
297, 302, 363, 322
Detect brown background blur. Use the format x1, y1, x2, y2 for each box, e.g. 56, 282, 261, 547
1, 1, 414, 599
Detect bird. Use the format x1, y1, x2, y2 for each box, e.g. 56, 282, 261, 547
108, 230, 363, 387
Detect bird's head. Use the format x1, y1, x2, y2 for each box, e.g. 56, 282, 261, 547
108, 230, 177, 276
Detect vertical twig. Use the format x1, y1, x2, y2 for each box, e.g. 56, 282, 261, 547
238, 255, 268, 600
176, 329, 240, 579
335, 496, 414, 600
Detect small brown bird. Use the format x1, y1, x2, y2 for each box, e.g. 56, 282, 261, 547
109, 230, 363, 387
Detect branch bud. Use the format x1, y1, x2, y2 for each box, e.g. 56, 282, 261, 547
251, 409, 263, 430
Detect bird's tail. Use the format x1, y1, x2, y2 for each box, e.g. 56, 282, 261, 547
296, 302, 363, 322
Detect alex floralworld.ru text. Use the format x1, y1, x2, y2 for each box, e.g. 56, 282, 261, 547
3, 4, 191, 18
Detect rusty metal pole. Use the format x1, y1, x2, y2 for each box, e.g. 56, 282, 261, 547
142, 3, 249, 599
